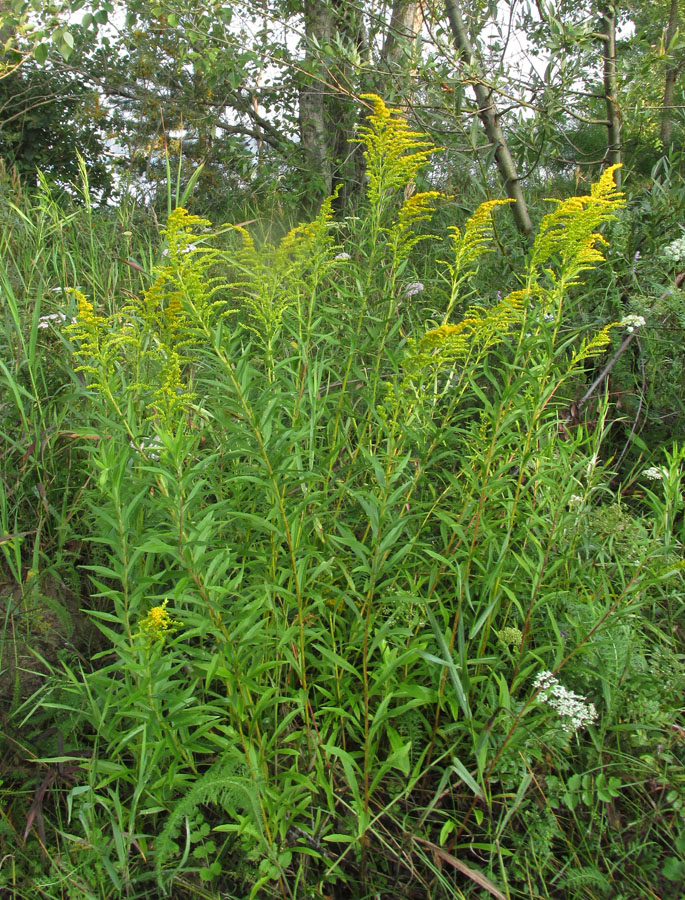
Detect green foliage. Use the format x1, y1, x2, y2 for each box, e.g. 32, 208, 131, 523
0, 55, 111, 195
1, 95, 684, 900
154, 753, 264, 891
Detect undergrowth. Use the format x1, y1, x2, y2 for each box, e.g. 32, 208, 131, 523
0, 97, 683, 900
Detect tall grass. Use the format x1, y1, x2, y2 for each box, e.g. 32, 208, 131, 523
1, 99, 683, 900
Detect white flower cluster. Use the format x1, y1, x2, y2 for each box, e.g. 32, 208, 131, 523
404, 281, 424, 297
129, 438, 163, 461
568, 494, 584, 507
620, 314, 646, 333
533, 671, 598, 733
161, 244, 197, 258
663, 235, 685, 263
643, 465, 666, 480
334, 252, 351, 260
37, 311, 76, 329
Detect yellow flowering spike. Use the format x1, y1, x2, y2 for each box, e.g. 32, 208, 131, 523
150, 349, 193, 425
163, 207, 212, 258
405, 291, 525, 378
387, 191, 443, 261
65, 289, 117, 387
532, 165, 624, 282
570, 323, 617, 366
120, 207, 236, 422
591, 164, 623, 203
418, 320, 478, 356
441, 199, 512, 321
276, 189, 337, 264
449, 199, 513, 274
231, 192, 337, 358
66, 290, 102, 356
354, 94, 437, 206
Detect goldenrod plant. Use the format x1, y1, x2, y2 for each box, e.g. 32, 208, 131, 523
1, 99, 683, 900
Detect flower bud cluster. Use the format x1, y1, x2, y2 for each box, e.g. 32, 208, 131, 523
498, 626, 523, 649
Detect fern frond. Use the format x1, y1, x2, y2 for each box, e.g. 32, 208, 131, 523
155, 755, 264, 891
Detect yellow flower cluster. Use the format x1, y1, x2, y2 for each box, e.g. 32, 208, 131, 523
122, 206, 237, 423
416, 320, 476, 357
403, 292, 525, 385
151, 350, 189, 424
66, 289, 122, 388
354, 94, 437, 205
448, 199, 513, 276
385, 166, 628, 430
230, 191, 337, 353
387, 190, 443, 261
440, 198, 513, 321
66, 290, 102, 358
138, 600, 182, 642
571, 323, 616, 366
532, 164, 624, 284
163, 207, 212, 258
139, 207, 230, 338
277, 191, 338, 262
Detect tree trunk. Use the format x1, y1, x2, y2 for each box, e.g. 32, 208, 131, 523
300, 1, 368, 206
659, 0, 681, 151
383, 0, 423, 70
444, 0, 533, 240
599, 2, 621, 187
299, 0, 335, 197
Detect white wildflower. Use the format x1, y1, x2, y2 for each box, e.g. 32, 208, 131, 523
37, 311, 76, 329
130, 438, 163, 461
568, 494, 584, 507
663, 235, 685, 263
533, 671, 598, 733
586, 454, 599, 479
334, 252, 351, 260
404, 281, 424, 297
643, 465, 665, 480
544, 312, 555, 322
620, 314, 645, 333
